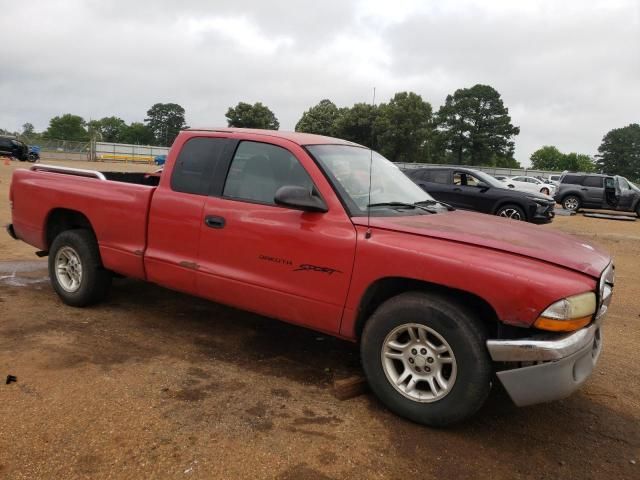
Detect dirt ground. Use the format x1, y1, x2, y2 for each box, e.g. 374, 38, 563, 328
0, 159, 639, 479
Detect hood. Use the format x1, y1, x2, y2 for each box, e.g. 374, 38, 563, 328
495, 185, 554, 202
355, 210, 610, 278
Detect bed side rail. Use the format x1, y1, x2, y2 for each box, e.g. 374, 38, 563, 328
30, 164, 107, 181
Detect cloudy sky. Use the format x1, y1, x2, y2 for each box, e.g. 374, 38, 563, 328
1, 0, 638, 164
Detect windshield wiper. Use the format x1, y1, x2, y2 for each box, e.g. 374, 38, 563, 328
414, 200, 456, 211
367, 202, 438, 213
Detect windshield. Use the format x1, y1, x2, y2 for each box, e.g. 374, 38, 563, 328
307, 145, 435, 214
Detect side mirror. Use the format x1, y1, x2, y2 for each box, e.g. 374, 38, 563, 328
507, 184, 515, 189
274, 186, 328, 213
477, 182, 490, 190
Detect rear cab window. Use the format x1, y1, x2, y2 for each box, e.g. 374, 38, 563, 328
171, 137, 228, 195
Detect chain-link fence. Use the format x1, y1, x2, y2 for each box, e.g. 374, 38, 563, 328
94, 142, 169, 163
17, 136, 168, 164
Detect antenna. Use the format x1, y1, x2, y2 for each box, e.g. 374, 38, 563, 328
365, 87, 376, 240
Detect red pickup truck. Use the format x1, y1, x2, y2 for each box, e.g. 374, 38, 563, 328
7, 128, 615, 426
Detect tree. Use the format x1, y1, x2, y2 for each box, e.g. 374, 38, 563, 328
295, 99, 340, 136
88, 116, 128, 143
530, 146, 565, 170
492, 155, 521, 168
375, 92, 433, 163
226, 102, 279, 130
145, 103, 187, 146
530, 146, 594, 172
596, 124, 640, 181
563, 153, 595, 172
120, 122, 155, 145
436, 84, 520, 166
43, 114, 89, 141
333, 103, 379, 149
21, 123, 35, 136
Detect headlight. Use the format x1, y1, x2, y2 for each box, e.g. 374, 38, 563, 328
534, 292, 596, 332
531, 198, 550, 206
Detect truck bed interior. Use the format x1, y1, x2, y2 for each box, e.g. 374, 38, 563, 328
102, 171, 161, 187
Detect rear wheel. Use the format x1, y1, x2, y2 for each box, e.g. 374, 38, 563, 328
562, 195, 580, 211
496, 204, 526, 221
48, 229, 111, 307
361, 292, 492, 427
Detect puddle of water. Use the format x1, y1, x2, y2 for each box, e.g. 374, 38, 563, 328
0, 260, 48, 274
0, 260, 49, 287
0, 273, 49, 287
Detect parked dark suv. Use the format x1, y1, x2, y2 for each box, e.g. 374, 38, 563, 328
554, 173, 640, 217
405, 166, 555, 223
0, 136, 29, 161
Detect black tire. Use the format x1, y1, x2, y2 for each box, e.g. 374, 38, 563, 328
48, 229, 111, 307
636, 205, 640, 219
562, 195, 581, 211
361, 292, 492, 427
495, 204, 526, 221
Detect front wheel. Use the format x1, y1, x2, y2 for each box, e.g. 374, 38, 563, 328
541, 187, 550, 195
48, 229, 112, 307
562, 195, 581, 211
361, 292, 492, 427
496, 204, 526, 221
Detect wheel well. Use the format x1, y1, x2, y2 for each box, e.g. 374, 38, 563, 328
354, 277, 500, 340
45, 209, 95, 248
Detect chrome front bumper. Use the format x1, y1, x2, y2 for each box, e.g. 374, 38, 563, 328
487, 262, 613, 407
487, 323, 602, 406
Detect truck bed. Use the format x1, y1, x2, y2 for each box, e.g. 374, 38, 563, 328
102, 171, 161, 187
9, 164, 158, 279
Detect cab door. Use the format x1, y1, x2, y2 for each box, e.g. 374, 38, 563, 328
196, 138, 357, 334
145, 136, 230, 294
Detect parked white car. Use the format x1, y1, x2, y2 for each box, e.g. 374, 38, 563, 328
502, 176, 556, 196
548, 174, 561, 186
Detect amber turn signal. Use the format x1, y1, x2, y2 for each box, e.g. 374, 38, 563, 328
533, 315, 592, 332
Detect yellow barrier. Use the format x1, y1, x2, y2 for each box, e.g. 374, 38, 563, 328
97, 154, 155, 164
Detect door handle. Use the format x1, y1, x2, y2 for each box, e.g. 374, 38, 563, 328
581, 188, 588, 191
204, 215, 225, 229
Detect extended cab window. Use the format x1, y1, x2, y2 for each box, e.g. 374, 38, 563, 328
223, 141, 314, 205
582, 176, 603, 188
171, 137, 227, 195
